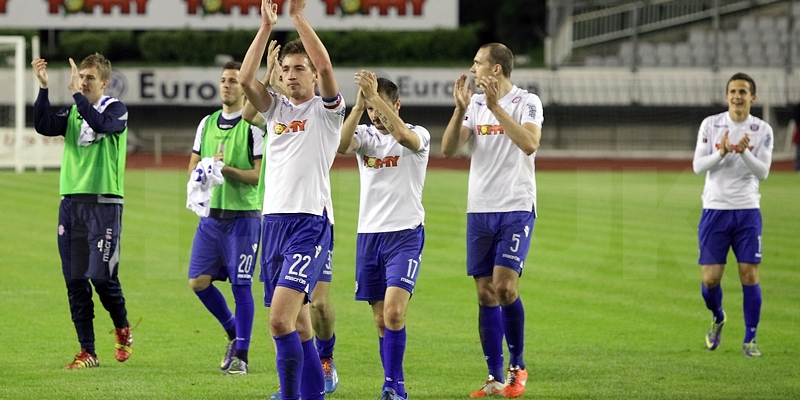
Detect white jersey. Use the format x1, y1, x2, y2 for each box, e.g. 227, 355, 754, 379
259, 92, 345, 223
462, 85, 544, 214
353, 124, 430, 233
695, 112, 774, 210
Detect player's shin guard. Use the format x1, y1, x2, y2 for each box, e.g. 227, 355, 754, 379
502, 297, 526, 369
316, 334, 335, 359
300, 339, 326, 400
275, 332, 304, 400
384, 327, 407, 397
742, 284, 762, 343
232, 285, 254, 362
479, 305, 505, 382
195, 285, 235, 331
702, 283, 724, 322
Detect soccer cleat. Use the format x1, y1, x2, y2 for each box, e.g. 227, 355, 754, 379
220, 338, 236, 370
469, 375, 506, 398
65, 349, 99, 369
742, 341, 761, 357
226, 357, 248, 375
705, 311, 726, 351
321, 357, 339, 393
501, 366, 528, 398
378, 387, 405, 400
269, 390, 281, 399
114, 325, 133, 362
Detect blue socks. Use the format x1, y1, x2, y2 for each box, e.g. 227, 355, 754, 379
300, 339, 325, 400
479, 305, 505, 382
384, 327, 407, 398
502, 297, 526, 370
195, 284, 234, 331
742, 284, 761, 343
703, 283, 762, 343
274, 331, 303, 400
274, 334, 325, 400
316, 334, 336, 359
701, 284, 724, 323
196, 284, 254, 363
232, 284, 253, 362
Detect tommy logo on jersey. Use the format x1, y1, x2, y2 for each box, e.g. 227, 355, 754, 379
477, 124, 504, 136
273, 119, 308, 135
363, 154, 400, 169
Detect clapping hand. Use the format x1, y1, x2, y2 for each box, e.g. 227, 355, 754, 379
719, 131, 731, 156
453, 74, 472, 112
354, 70, 379, 101
68, 58, 81, 95
261, 0, 278, 26
735, 133, 750, 154
31, 58, 49, 88
477, 76, 499, 110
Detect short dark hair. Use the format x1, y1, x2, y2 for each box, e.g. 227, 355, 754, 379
222, 61, 242, 71
377, 77, 399, 103
727, 72, 756, 95
480, 43, 514, 78
281, 39, 315, 72
80, 53, 112, 81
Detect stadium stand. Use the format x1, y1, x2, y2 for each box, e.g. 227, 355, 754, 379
589, 8, 799, 68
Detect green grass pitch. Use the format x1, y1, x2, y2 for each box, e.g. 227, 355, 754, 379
1, 168, 798, 399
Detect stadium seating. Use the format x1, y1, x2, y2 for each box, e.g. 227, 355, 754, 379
585, 12, 798, 67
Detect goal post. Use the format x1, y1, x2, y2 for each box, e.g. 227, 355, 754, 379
0, 36, 25, 172
0, 35, 60, 173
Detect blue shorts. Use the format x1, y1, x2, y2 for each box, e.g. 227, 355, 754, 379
467, 210, 535, 278
698, 209, 762, 265
57, 198, 123, 280
355, 226, 425, 302
188, 216, 260, 285
318, 225, 334, 284
260, 212, 332, 307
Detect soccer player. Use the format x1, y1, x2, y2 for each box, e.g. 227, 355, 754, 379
242, 39, 340, 399
693, 72, 773, 357
187, 61, 264, 375
338, 72, 429, 400
441, 43, 542, 398
239, 1, 344, 399
32, 53, 133, 369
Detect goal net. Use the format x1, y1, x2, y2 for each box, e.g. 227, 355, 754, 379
0, 36, 62, 172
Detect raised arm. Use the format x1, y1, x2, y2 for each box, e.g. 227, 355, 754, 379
32, 58, 68, 137
289, 0, 338, 99
65, 58, 127, 134
355, 70, 420, 151
242, 101, 265, 127
479, 76, 539, 155
240, 0, 278, 113
243, 40, 281, 127
339, 89, 365, 154
441, 74, 473, 158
